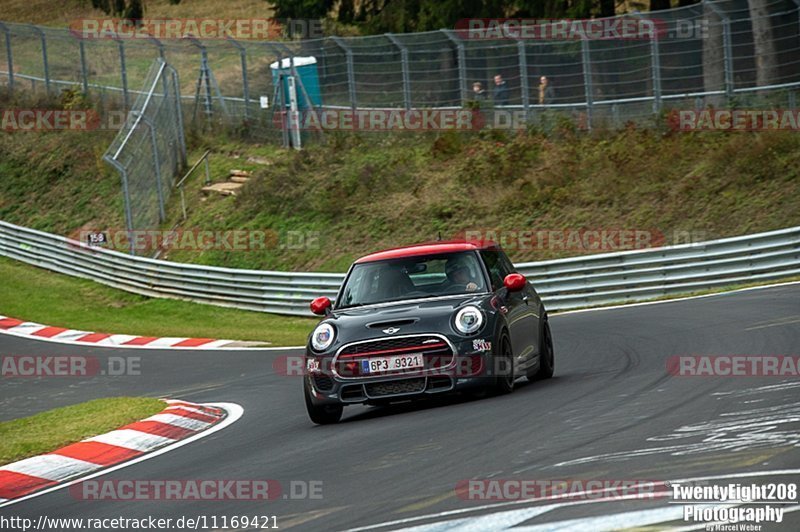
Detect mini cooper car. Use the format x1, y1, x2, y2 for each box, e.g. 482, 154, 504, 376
303, 240, 554, 424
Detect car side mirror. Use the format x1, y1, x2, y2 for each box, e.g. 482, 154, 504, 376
310, 296, 332, 316
503, 273, 527, 292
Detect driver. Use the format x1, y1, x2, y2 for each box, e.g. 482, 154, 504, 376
445, 256, 479, 292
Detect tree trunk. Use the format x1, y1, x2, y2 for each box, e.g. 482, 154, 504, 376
650, 0, 671, 11
599, 0, 615, 18
748, 0, 778, 87
703, 1, 725, 104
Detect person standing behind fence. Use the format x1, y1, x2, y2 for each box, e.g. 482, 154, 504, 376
472, 82, 487, 102
492, 74, 509, 106
538, 76, 555, 105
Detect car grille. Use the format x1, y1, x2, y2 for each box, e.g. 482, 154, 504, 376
335, 334, 454, 378
365, 378, 426, 397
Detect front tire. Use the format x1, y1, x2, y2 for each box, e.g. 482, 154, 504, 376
529, 318, 554, 381
493, 334, 515, 394
304, 383, 343, 424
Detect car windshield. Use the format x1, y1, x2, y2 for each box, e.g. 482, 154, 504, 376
337, 251, 488, 308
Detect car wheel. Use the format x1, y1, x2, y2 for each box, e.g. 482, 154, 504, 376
493, 334, 515, 394
304, 382, 343, 424
529, 318, 554, 381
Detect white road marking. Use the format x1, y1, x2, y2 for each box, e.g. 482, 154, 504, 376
349, 470, 800, 532
552, 280, 800, 316
86, 429, 176, 452
143, 413, 212, 431
1, 454, 101, 482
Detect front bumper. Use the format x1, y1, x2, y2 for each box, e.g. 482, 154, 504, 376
305, 336, 495, 406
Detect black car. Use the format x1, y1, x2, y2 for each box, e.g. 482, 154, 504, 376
303, 240, 554, 424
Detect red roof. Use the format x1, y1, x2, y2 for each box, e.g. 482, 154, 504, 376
355, 240, 500, 264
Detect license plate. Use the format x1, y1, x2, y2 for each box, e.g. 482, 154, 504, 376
362, 353, 424, 374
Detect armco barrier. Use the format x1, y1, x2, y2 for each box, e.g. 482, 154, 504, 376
1, 220, 799, 316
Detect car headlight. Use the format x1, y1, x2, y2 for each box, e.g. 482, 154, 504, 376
454, 306, 484, 335
311, 323, 335, 351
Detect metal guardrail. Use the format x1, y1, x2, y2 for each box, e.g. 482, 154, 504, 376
1, 220, 799, 316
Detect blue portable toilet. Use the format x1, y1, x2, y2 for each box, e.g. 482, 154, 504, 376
270, 56, 322, 109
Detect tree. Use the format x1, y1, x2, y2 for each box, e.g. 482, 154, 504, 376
702, 1, 725, 103
598, 0, 615, 18
272, 0, 336, 20
125, 0, 144, 20
649, 0, 670, 11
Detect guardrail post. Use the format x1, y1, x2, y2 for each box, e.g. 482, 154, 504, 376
794, 0, 800, 35
517, 39, 530, 119
115, 38, 130, 110
264, 42, 286, 143
632, 12, 662, 115
186, 37, 228, 120
197, 43, 213, 118
160, 65, 182, 174
263, 45, 290, 148
137, 112, 166, 222
386, 33, 411, 110
77, 36, 89, 94
441, 30, 467, 106
0, 23, 14, 92
332, 36, 356, 111
168, 66, 187, 168
581, 37, 594, 131
650, 35, 662, 114
705, 1, 734, 100
103, 155, 135, 255
227, 37, 250, 121
29, 25, 50, 95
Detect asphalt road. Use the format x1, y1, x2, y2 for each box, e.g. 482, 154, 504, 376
1, 284, 799, 531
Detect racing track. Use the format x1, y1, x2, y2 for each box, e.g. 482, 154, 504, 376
1, 284, 799, 531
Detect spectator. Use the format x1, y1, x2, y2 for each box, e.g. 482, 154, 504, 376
492, 74, 509, 106
538, 75, 555, 105
471, 81, 487, 101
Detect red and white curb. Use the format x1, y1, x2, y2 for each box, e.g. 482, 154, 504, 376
0, 399, 234, 505
0, 315, 241, 349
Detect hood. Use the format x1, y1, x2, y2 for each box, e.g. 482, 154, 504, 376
311, 294, 492, 350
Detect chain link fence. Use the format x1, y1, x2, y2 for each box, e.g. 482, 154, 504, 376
0, 0, 797, 135
103, 58, 186, 253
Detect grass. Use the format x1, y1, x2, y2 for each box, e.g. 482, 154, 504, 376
2, 96, 800, 273
0, 397, 165, 465
0, 0, 274, 27
160, 126, 800, 272
0, 256, 316, 345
